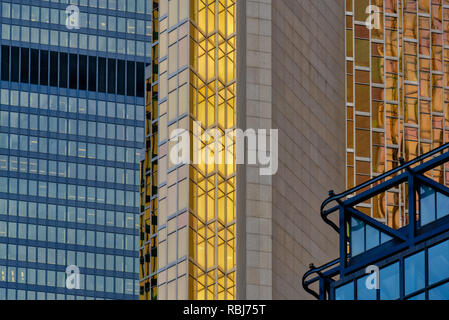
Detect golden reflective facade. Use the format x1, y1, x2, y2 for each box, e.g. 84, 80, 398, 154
346, 0, 449, 228
140, 0, 236, 300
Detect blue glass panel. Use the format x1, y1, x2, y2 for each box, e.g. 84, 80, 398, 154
380, 262, 400, 300
405, 251, 426, 296
420, 186, 436, 226
437, 192, 449, 219
351, 218, 365, 257
335, 281, 354, 300
429, 240, 449, 285
429, 282, 449, 300
381, 232, 393, 244
366, 225, 380, 251
408, 293, 425, 300
357, 275, 377, 300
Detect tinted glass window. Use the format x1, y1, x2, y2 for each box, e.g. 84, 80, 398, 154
88, 56, 97, 92
30, 49, 39, 84
98, 57, 106, 93
59, 52, 68, 88
405, 251, 425, 296
351, 218, 365, 257
20, 48, 29, 83
429, 240, 449, 285
127, 61, 135, 96
50, 52, 58, 87
69, 54, 78, 90
136, 62, 144, 97
429, 283, 449, 300
40, 50, 48, 86
421, 186, 436, 226
380, 263, 400, 300
1, 45, 142, 97
11, 47, 19, 82
436, 192, 449, 219
108, 59, 116, 94
79, 55, 87, 91
335, 282, 354, 300
1, 46, 9, 81
357, 274, 377, 300
117, 60, 125, 95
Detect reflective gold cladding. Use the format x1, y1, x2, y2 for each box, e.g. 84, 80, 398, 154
346, 0, 449, 229
139, 0, 236, 300
189, 0, 237, 300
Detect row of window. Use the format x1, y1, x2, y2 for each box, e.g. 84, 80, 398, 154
1, 45, 145, 97
0, 289, 113, 300
0, 199, 137, 228
350, 186, 449, 258
0, 177, 139, 207
2, 24, 150, 58
0, 244, 136, 272
336, 239, 449, 300
0, 133, 141, 164
2, 2, 152, 36
0, 111, 144, 143
0, 89, 144, 121
0, 156, 139, 186
43, 0, 152, 14
0, 222, 136, 250
0, 266, 136, 294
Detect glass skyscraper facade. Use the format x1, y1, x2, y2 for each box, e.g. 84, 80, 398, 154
346, 0, 449, 229
0, 0, 151, 299
140, 0, 236, 300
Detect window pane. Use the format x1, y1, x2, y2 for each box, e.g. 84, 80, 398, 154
405, 251, 425, 296
127, 61, 135, 96
40, 50, 48, 85
335, 282, 354, 300
380, 262, 400, 300
408, 293, 425, 300
420, 186, 436, 226
88, 56, 97, 91
366, 225, 380, 251
1, 46, 9, 81
429, 282, 449, 300
11, 47, 19, 82
429, 240, 449, 285
69, 54, 78, 90
437, 192, 449, 219
357, 274, 377, 300
50, 52, 58, 87
351, 218, 365, 257
59, 53, 68, 88
98, 57, 106, 92
79, 55, 87, 90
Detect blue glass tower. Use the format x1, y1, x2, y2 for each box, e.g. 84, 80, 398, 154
0, 0, 150, 299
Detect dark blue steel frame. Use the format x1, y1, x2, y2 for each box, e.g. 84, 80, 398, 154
0, 0, 153, 300
302, 143, 449, 300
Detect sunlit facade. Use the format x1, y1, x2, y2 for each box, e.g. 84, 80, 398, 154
346, 0, 449, 229
139, 0, 236, 300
